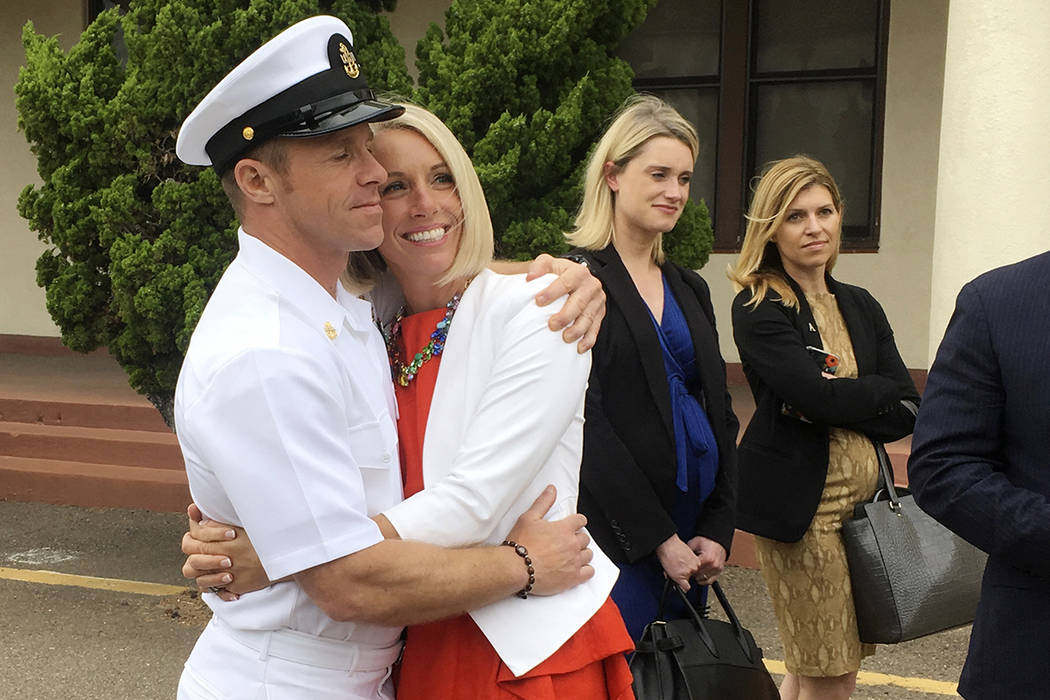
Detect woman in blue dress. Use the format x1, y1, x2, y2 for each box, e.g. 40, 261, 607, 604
567, 95, 738, 641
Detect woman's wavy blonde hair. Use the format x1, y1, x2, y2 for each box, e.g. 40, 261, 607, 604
565, 94, 698, 264
344, 101, 494, 290
728, 155, 844, 310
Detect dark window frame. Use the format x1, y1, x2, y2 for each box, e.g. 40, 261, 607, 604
86, 0, 129, 24
631, 0, 891, 253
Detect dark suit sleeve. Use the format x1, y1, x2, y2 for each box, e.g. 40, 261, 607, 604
695, 455, 737, 555
909, 282, 1050, 579
580, 366, 678, 563
839, 291, 920, 442
686, 271, 738, 553
732, 293, 902, 425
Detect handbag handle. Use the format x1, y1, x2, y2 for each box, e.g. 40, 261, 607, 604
709, 581, 757, 662
657, 578, 712, 647
871, 441, 903, 514
869, 399, 916, 513
659, 579, 759, 664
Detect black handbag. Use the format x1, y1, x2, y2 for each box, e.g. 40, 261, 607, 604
842, 441, 988, 644
630, 580, 779, 700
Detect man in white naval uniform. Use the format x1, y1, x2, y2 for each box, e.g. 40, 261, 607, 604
173, 16, 598, 700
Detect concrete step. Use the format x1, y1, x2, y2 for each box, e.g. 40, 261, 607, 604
0, 396, 171, 433
0, 455, 189, 513
0, 421, 183, 470
0, 346, 184, 513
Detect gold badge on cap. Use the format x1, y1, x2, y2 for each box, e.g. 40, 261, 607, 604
324, 321, 338, 340
338, 42, 360, 79
242, 126, 255, 141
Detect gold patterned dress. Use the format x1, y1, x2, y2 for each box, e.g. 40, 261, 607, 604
753, 292, 879, 677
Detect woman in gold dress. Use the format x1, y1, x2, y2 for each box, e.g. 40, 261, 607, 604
728, 156, 919, 700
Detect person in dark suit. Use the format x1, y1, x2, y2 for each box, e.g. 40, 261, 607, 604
566, 94, 738, 642
728, 156, 918, 700
908, 251, 1050, 700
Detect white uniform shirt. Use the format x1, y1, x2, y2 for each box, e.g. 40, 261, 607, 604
175, 229, 402, 647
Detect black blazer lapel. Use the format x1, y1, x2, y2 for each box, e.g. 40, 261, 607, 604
592, 246, 675, 440
785, 275, 825, 351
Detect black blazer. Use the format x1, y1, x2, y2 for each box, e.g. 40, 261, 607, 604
731, 274, 918, 542
909, 252, 1050, 699
575, 245, 738, 564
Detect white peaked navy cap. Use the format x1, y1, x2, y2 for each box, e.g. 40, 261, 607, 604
176, 15, 403, 173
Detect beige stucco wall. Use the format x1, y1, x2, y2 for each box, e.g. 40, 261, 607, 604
927, 0, 1050, 365
705, 1, 949, 370
2, 0, 81, 337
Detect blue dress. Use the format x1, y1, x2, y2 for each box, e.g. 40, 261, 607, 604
611, 274, 721, 642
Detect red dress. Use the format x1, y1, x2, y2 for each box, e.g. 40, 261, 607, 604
392, 308, 635, 700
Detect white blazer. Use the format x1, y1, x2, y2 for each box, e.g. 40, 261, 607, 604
382, 269, 619, 676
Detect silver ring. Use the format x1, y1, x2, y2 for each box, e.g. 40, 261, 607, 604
208, 586, 224, 594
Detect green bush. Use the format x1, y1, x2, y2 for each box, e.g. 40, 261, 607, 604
16, 0, 410, 425
16, 0, 713, 424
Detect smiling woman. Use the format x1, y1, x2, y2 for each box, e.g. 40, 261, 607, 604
372, 129, 466, 312
334, 103, 638, 698
565, 95, 740, 643
604, 135, 694, 262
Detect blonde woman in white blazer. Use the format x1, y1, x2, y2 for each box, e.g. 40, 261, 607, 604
180, 104, 635, 698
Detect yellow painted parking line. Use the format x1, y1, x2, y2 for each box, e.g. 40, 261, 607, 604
0, 567, 960, 694
0, 566, 186, 596
764, 659, 959, 696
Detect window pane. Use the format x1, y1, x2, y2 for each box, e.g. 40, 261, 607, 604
753, 0, 878, 72
752, 81, 873, 237
645, 87, 719, 218
98, 0, 129, 12
88, 0, 130, 21
620, 0, 722, 79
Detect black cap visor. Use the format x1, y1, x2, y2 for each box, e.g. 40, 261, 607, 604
279, 97, 404, 137
207, 87, 404, 173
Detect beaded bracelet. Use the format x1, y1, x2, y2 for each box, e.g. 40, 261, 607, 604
501, 540, 535, 599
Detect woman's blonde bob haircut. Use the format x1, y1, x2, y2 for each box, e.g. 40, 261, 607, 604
566, 94, 698, 264
345, 101, 494, 288
728, 155, 844, 310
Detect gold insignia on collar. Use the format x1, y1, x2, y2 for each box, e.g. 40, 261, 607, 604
338, 42, 360, 79
324, 322, 338, 340
242, 126, 255, 141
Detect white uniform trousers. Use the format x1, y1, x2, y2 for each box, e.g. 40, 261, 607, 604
177, 617, 400, 700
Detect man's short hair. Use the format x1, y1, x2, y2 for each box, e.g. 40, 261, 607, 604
220, 139, 290, 218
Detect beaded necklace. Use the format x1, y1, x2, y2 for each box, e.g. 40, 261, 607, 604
383, 291, 463, 387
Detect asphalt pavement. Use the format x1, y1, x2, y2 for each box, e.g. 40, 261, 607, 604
0, 499, 969, 699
